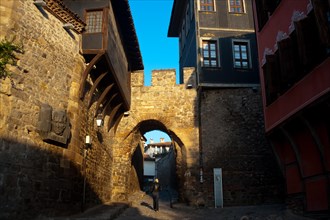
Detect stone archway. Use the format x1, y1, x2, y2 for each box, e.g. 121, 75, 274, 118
110, 68, 201, 203
127, 119, 187, 200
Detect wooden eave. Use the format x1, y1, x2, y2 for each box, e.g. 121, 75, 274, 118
111, 0, 144, 71
168, 0, 187, 37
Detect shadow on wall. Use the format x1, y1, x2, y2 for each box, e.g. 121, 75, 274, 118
0, 137, 102, 220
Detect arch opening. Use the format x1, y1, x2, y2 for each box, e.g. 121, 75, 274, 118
129, 120, 187, 203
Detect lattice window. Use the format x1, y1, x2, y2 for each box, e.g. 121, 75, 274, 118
202, 40, 218, 67
86, 10, 103, 33
200, 0, 215, 12
229, 0, 244, 13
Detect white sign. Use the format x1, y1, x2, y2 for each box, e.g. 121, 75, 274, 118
214, 168, 223, 208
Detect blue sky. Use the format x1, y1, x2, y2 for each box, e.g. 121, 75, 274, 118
129, 0, 177, 143
129, 0, 179, 86
144, 130, 171, 144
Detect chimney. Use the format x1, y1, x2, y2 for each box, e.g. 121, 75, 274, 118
160, 138, 165, 143
150, 138, 154, 144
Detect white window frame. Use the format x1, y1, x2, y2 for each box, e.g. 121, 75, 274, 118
227, 0, 246, 14
232, 39, 252, 69
200, 38, 220, 68
198, 0, 216, 12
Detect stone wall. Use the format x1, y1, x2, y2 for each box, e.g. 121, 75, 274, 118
200, 88, 284, 206
0, 1, 113, 218
112, 68, 201, 203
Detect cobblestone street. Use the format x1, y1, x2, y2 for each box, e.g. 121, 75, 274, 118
114, 192, 313, 220
47, 191, 313, 220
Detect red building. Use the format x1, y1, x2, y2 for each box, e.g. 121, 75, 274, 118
252, 0, 329, 217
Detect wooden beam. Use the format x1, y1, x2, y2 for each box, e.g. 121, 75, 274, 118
107, 103, 122, 132
93, 84, 114, 115
102, 93, 118, 116
86, 72, 107, 108
79, 52, 105, 99
112, 113, 124, 134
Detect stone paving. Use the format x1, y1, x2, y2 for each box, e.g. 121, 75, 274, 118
115, 191, 313, 220
42, 191, 314, 220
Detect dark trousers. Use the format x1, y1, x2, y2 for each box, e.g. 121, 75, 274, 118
152, 192, 159, 211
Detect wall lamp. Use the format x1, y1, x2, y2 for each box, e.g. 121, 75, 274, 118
34, 0, 46, 7
96, 104, 104, 127
186, 83, 193, 89
85, 135, 91, 146
96, 114, 103, 127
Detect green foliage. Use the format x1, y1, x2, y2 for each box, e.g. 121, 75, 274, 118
0, 37, 24, 79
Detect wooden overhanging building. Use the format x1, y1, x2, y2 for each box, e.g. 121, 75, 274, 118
63, 0, 143, 131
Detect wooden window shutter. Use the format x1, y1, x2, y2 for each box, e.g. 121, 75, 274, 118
294, 15, 322, 72
263, 53, 281, 105
278, 37, 297, 91
256, 0, 269, 30
311, 0, 330, 48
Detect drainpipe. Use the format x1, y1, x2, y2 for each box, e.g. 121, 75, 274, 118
198, 87, 204, 185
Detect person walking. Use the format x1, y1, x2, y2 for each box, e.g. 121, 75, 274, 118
151, 178, 160, 211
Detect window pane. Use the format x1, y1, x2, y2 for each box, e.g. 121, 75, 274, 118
235, 61, 241, 67
233, 41, 249, 68
200, 0, 214, 11
229, 0, 244, 13
203, 44, 209, 50
203, 40, 218, 67
86, 10, 103, 33
211, 51, 216, 58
